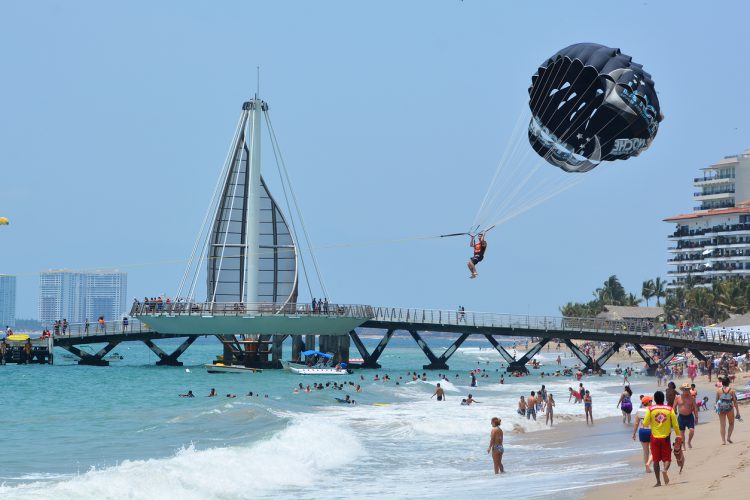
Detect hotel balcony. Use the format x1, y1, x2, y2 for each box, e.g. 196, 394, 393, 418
693, 174, 735, 186
668, 223, 750, 239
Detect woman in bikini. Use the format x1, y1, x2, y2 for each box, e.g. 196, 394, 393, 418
487, 417, 504, 474
716, 376, 741, 445
545, 393, 556, 426
584, 390, 593, 425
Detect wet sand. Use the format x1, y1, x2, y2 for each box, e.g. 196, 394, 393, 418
583, 373, 750, 500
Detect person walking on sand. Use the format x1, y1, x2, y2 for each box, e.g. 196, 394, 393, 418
716, 376, 741, 445
673, 383, 698, 449
545, 393, 556, 426
583, 390, 593, 425
487, 417, 504, 474
632, 395, 653, 473
617, 385, 634, 424
644, 390, 681, 487
431, 383, 446, 401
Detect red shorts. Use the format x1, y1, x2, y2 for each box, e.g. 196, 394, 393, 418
650, 436, 672, 463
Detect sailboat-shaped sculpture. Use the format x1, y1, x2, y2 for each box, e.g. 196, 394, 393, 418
134, 96, 373, 366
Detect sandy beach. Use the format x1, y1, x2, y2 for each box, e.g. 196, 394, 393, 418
583, 373, 750, 500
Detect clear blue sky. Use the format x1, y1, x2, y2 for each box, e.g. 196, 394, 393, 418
2, 0, 749, 319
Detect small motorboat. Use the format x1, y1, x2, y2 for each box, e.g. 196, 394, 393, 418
282, 350, 352, 375
204, 363, 262, 374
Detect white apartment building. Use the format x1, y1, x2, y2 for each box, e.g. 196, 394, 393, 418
0, 274, 16, 328
39, 270, 127, 326
666, 149, 750, 287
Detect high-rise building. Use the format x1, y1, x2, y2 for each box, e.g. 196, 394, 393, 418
666, 149, 750, 287
0, 275, 16, 328
39, 270, 127, 326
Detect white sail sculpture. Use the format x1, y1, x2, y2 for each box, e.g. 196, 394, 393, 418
134, 96, 373, 340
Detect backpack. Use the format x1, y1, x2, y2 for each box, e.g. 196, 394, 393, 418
717, 389, 734, 413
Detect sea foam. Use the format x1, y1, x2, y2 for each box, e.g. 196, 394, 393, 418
0, 419, 363, 500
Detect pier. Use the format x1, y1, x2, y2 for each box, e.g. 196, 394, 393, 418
31, 301, 747, 373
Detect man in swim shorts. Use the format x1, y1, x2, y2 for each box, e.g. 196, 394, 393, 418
644, 390, 681, 487
432, 383, 446, 401
526, 391, 537, 421
467, 232, 487, 279
674, 383, 698, 448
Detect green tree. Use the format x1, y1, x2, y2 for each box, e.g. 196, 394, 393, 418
653, 277, 666, 306
641, 279, 655, 306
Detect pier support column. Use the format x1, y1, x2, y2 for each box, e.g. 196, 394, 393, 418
61, 342, 120, 366
349, 330, 378, 368
507, 338, 550, 373
632, 343, 658, 375
563, 339, 595, 372
592, 342, 620, 372
291, 335, 304, 362
336, 334, 350, 365
271, 335, 286, 367
408, 330, 454, 370
143, 337, 198, 366
305, 334, 316, 352
689, 349, 707, 363
483, 334, 518, 368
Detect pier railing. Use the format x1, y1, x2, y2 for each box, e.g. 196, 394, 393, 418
45, 319, 153, 339
130, 301, 375, 319
370, 307, 750, 348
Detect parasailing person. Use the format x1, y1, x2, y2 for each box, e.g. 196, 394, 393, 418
467, 232, 487, 279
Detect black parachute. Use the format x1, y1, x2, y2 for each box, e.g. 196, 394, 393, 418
528, 43, 662, 173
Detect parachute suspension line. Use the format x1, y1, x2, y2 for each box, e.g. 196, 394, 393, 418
471, 58, 598, 233
177, 112, 247, 300
262, 111, 315, 301
265, 110, 330, 301
471, 102, 529, 229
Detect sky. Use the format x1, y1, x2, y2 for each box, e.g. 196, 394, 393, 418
1, 0, 749, 319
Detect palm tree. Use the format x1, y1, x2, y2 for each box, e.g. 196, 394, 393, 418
641, 279, 655, 306
653, 277, 666, 306
625, 293, 642, 307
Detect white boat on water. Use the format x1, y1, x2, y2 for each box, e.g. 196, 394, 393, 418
204, 363, 262, 374
282, 350, 352, 375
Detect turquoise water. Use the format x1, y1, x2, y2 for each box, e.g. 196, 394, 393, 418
0, 335, 645, 499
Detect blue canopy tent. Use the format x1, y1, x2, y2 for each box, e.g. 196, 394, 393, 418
301, 350, 333, 359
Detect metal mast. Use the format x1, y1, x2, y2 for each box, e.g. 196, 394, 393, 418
243, 98, 265, 304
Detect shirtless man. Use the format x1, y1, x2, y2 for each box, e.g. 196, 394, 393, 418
487, 417, 504, 474
526, 391, 537, 421
431, 383, 446, 401
518, 395, 527, 416
673, 384, 698, 449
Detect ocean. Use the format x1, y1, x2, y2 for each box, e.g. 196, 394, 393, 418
0, 335, 645, 499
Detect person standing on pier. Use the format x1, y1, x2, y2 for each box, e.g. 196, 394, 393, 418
84, 318, 90, 334
487, 417, 504, 474
644, 390, 681, 487
0, 339, 7, 365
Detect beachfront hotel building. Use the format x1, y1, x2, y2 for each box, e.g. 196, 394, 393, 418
0, 274, 16, 328
39, 270, 127, 326
665, 149, 750, 287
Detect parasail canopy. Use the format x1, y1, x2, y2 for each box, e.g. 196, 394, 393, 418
528, 42, 662, 173
0, 217, 8, 225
